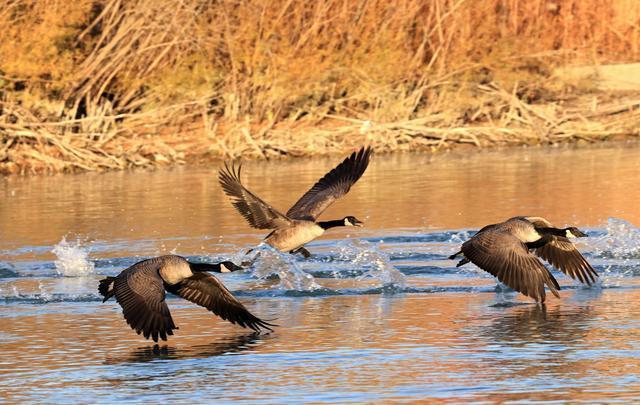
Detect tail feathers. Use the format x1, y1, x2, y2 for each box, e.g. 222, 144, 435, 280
448, 250, 462, 260
98, 276, 116, 302
456, 257, 470, 267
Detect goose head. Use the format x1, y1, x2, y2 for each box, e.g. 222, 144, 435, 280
217, 261, 244, 273
343, 216, 364, 227
565, 227, 587, 238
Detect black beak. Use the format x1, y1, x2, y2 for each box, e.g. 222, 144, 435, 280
353, 218, 364, 227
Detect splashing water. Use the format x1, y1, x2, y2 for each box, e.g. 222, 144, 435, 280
593, 218, 640, 259
448, 230, 471, 245
52, 237, 95, 277
249, 245, 321, 291
337, 240, 406, 289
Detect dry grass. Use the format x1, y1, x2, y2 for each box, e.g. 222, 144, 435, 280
1, 0, 640, 173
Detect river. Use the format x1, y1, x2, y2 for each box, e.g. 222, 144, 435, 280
1, 143, 640, 402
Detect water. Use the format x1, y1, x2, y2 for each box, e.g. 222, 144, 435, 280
1, 143, 640, 402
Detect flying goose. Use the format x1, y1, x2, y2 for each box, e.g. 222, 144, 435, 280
449, 216, 598, 302
219, 146, 372, 258
99, 255, 274, 342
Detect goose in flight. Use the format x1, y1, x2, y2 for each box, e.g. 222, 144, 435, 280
219, 146, 372, 258
99, 255, 274, 341
449, 216, 598, 302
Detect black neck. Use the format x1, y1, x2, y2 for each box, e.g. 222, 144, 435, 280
188, 262, 221, 273
526, 234, 553, 249
535, 227, 567, 237
318, 219, 345, 230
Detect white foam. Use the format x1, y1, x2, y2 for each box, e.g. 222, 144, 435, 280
448, 230, 471, 245
249, 245, 321, 291
52, 236, 95, 277
338, 240, 406, 288
589, 217, 640, 285
597, 217, 640, 259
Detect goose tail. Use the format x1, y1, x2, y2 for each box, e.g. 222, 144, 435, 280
98, 276, 117, 302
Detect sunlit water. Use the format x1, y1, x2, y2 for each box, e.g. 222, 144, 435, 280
1, 143, 640, 402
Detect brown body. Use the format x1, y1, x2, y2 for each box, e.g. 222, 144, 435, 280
265, 221, 326, 252
219, 147, 371, 257
451, 216, 598, 302
98, 255, 273, 342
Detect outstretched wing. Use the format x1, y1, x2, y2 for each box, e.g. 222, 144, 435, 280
219, 162, 292, 229
113, 260, 177, 342
462, 229, 561, 302
287, 146, 372, 221
166, 272, 275, 332
534, 236, 598, 285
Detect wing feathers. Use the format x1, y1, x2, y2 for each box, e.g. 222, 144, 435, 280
219, 162, 291, 229
461, 230, 559, 302
534, 237, 598, 285
111, 261, 178, 342
167, 272, 275, 332
287, 146, 372, 220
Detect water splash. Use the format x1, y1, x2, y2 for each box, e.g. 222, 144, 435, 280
448, 230, 471, 245
0, 263, 19, 278
592, 218, 640, 259
52, 236, 95, 277
337, 240, 406, 289
249, 245, 321, 291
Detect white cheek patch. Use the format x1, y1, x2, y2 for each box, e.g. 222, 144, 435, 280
344, 218, 353, 226
566, 230, 577, 238
220, 263, 232, 273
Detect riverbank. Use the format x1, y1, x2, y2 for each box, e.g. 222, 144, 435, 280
2, 0, 639, 174
3, 81, 639, 175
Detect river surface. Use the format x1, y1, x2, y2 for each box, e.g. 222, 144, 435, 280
1, 143, 640, 403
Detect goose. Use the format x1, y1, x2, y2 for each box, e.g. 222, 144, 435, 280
219, 146, 372, 258
98, 255, 274, 342
449, 216, 598, 302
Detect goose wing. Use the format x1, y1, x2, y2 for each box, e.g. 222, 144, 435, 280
166, 272, 275, 332
462, 229, 560, 302
219, 162, 292, 229
534, 236, 598, 285
286, 146, 372, 221
113, 260, 177, 342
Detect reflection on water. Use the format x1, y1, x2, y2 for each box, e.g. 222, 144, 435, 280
108, 332, 265, 365
1, 143, 640, 402
478, 304, 594, 345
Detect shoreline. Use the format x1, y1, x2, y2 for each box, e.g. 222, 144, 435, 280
2, 116, 639, 176
3, 76, 640, 176
2, 129, 639, 177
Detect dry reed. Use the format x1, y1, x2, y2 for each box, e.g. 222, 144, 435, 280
1, 0, 640, 173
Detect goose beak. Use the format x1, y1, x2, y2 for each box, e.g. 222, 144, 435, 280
353, 218, 364, 227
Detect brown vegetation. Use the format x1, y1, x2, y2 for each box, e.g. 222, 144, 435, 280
1, 0, 640, 174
